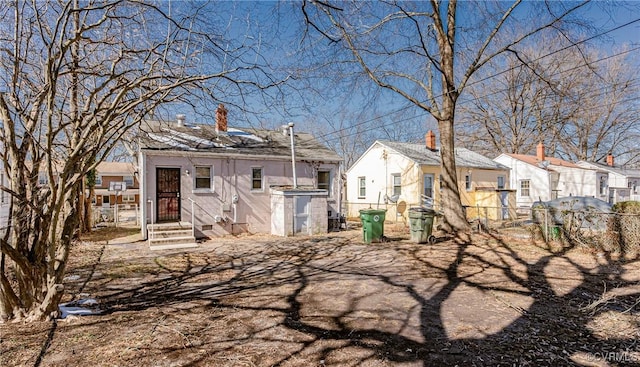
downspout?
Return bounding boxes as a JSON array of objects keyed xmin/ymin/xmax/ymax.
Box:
[
  {"xmin": 288, "ymin": 122, "xmax": 297, "ymax": 188},
  {"xmin": 233, "ymin": 159, "xmax": 238, "ymax": 223}
]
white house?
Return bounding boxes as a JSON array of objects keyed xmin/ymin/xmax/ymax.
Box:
[
  {"xmin": 0, "ymin": 159, "xmax": 9, "ymax": 230},
  {"xmin": 494, "ymin": 143, "xmax": 606, "ymax": 208},
  {"xmin": 138, "ymin": 105, "xmax": 342, "ymax": 245},
  {"xmin": 577, "ymin": 156, "xmax": 640, "ymax": 203},
  {"xmin": 346, "ymin": 132, "xmax": 513, "ymax": 221}
]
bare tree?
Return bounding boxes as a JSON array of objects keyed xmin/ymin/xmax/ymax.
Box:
[
  {"xmin": 0, "ymin": 0, "xmax": 280, "ymax": 322},
  {"xmin": 457, "ymin": 39, "xmax": 639, "ymax": 164},
  {"xmin": 301, "ymin": 0, "xmax": 595, "ymax": 235}
]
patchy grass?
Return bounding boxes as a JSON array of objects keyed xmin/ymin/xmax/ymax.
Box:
[{"xmin": 79, "ymin": 226, "xmax": 140, "ymax": 243}]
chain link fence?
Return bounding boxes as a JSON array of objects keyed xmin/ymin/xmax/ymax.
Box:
[
  {"xmin": 92, "ymin": 204, "xmax": 139, "ymax": 228},
  {"xmin": 530, "ymin": 206, "xmax": 639, "ymax": 256}
]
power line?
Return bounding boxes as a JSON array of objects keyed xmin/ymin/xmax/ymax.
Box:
[
  {"xmin": 304, "ymin": 17, "xmax": 640, "ymax": 144},
  {"xmin": 307, "ymin": 44, "xmax": 640, "ymax": 146}
]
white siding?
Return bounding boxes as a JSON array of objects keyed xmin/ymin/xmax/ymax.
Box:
[
  {"xmin": 551, "ymin": 166, "xmax": 599, "ymax": 198},
  {"xmin": 494, "ymin": 155, "xmax": 550, "ymax": 208},
  {"xmin": 345, "ymin": 143, "xmax": 420, "ymax": 219},
  {"xmin": 141, "ymin": 151, "xmax": 340, "ymax": 238},
  {"xmin": 0, "ymin": 161, "xmax": 9, "ymax": 230}
]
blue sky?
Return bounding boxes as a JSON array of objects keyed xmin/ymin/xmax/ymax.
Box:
[{"xmin": 158, "ymin": 1, "xmax": 639, "ymax": 147}]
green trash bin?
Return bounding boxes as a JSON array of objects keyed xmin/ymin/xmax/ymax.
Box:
[
  {"xmin": 408, "ymin": 207, "xmax": 436, "ymax": 244},
  {"xmin": 359, "ymin": 209, "xmax": 387, "ymax": 243}
]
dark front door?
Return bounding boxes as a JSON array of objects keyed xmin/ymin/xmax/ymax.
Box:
[{"xmin": 157, "ymin": 168, "xmax": 181, "ymax": 222}]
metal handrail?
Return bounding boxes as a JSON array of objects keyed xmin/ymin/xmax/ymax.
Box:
[
  {"xmin": 187, "ymin": 197, "xmax": 195, "ymax": 238},
  {"xmin": 147, "ymin": 199, "xmax": 154, "ymax": 244}
]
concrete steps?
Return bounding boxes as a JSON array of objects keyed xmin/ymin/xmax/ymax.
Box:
[{"xmin": 148, "ymin": 222, "xmax": 197, "ymax": 250}]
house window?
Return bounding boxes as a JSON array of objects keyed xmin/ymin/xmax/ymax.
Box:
[
  {"xmin": 95, "ymin": 175, "xmax": 102, "ymax": 186},
  {"xmin": 423, "ymin": 174, "xmax": 434, "ymax": 198},
  {"xmin": 630, "ymin": 180, "xmax": 638, "ymax": 194},
  {"xmin": 252, "ymin": 167, "xmax": 263, "ymax": 190},
  {"xmin": 599, "ymin": 176, "xmax": 607, "ymax": 196},
  {"xmin": 103, "ymin": 195, "xmax": 110, "ymax": 205},
  {"xmin": 520, "ymin": 180, "xmax": 530, "ymax": 197},
  {"xmin": 317, "ymin": 170, "xmax": 331, "ymax": 193},
  {"xmin": 392, "ymin": 174, "xmax": 401, "ymax": 196},
  {"xmin": 465, "ymin": 175, "xmax": 472, "ymax": 191},
  {"xmin": 195, "ymin": 166, "xmax": 212, "ymax": 190},
  {"xmin": 124, "ymin": 175, "xmax": 134, "ymax": 187},
  {"xmin": 358, "ymin": 176, "xmax": 366, "ymax": 198},
  {"xmin": 497, "ymin": 176, "xmax": 505, "ymax": 190}
]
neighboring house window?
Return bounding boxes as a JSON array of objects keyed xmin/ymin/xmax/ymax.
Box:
[
  {"xmin": 630, "ymin": 180, "xmax": 638, "ymax": 194},
  {"xmin": 317, "ymin": 170, "xmax": 331, "ymax": 193},
  {"xmin": 122, "ymin": 194, "xmax": 135, "ymax": 203},
  {"xmin": 465, "ymin": 175, "xmax": 472, "ymax": 191},
  {"xmin": 497, "ymin": 176, "xmax": 505, "ymax": 189},
  {"xmin": 424, "ymin": 174, "xmax": 434, "ymax": 198},
  {"xmin": 358, "ymin": 176, "xmax": 366, "ymax": 198},
  {"xmin": 103, "ymin": 195, "xmax": 110, "ymax": 205},
  {"xmin": 38, "ymin": 173, "xmax": 48, "ymax": 186},
  {"xmin": 392, "ymin": 174, "xmax": 401, "ymax": 196},
  {"xmin": 124, "ymin": 175, "xmax": 134, "ymax": 187},
  {"xmin": 599, "ymin": 176, "xmax": 607, "ymax": 195},
  {"xmin": 520, "ymin": 180, "xmax": 530, "ymax": 197},
  {"xmin": 195, "ymin": 166, "xmax": 212, "ymax": 190},
  {"xmin": 252, "ymin": 167, "xmax": 263, "ymax": 190},
  {"xmin": 95, "ymin": 175, "xmax": 102, "ymax": 186},
  {"xmin": 0, "ymin": 173, "xmax": 5, "ymax": 204}
]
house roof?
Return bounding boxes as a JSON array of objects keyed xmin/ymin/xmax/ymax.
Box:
[
  {"xmin": 577, "ymin": 161, "xmax": 640, "ymax": 177},
  {"xmin": 505, "ymin": 153, "xmax": 580, "ymax": 169},
  {"xmin": 139, "ymin": 120, "xmax": 342, "ymax": 162},
  {"xmin": 377, "ymin": 140, "xmax": 508, "ymax": 170},
  {"xmin": 96, "ymin": 162, "xmax": 135, "ymax": 175}
]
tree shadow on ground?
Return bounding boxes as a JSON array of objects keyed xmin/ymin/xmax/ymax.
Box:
[{"xmin": 65, "ymin": 232, "xmax": 640, "ymax": 366}]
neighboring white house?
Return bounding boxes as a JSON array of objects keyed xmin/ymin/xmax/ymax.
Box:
[
  {"xmin": 0, "ymin": 159, "xmax": 9, "ymax": 230},
  {"xmin": 494, "ymin": 143, "xmax": 606, "ymax": 208},
  {"xmin": 577, "ymin": 156, "xmax": 640, "ymax": 203},
  {"xmin": 346, "ymin": 132, "xmax": 514, "ymax": 221},
  {"xmin": 138, "ymin": 105, "xmax": 342, "ymax": 240}
]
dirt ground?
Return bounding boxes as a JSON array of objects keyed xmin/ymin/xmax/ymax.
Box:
[{"xmin": 1, "ymin": 224, "xmax": 639, "ymax": 367}]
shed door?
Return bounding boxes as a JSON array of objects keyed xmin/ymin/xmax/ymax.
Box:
[
  {"xmin": 294, "ymin": 196, "xmax": 310, "ymax": 234},
  {"xmin": 157, "ymin": 168, "xmax": 181, "ymax": 222},
  {"xmin": 500, "ymin": 191, "xmax": 509, "ymax": 220}
]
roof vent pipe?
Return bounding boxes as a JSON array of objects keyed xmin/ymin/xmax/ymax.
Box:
[{"xmin": 176, "ymin": 114, "xmax": 186, "ymax": 127}]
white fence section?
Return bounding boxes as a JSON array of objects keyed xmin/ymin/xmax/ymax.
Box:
[{"xmin": 92, "ymin": 204, "xmax": 139, "ymax": 227}]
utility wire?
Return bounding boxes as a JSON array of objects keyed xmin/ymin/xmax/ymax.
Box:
[{"xmin": 302, "ymin": 18, "xmax": 640, "ymax": 144}]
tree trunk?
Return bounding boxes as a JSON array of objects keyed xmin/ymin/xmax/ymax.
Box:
[
  {"xmin": 438, "ymin": 111, "xmax": 470, "ymax": 235},
  {"xmin": 436, "ymin": 0, "xmax": 470, "ymax": 236}
]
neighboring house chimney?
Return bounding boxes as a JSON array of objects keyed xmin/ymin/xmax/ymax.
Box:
[
  {"xmin": 536, "ymin": 142, "xmax": 545, "ymax": 161},
  {"xmin": 425, "ymin": 130, "xmax": 436, "ymax": 150},
  {"xmin": 215, "ymin": 103, "xmax": 228, "ymax": 133},
  {"xmin": 606, "ymin": 153, "xmax": 614, "ymax": 167},
  {"xmin": 176, "ymin": 114, "xmax": 186, "ymax": 127}
]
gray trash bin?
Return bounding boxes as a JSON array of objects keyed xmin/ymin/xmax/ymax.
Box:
[{"xmin": 408, "ymin": 207, "xmax": 436, "ymax": 244}]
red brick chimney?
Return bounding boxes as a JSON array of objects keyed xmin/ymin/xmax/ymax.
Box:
[
  {"xmin": 425, "ymin": 130, "xmax": 436, "ymax": 150},
  {"xmin": 606, "ymin": 153, "xmax": 614, "ymax": 167},
  {"xmin": 215, "ymin": 103, "xmax": 228, "ymax": 133},
  {"xmin": 536, "ymin": 142, "xmax": 545, "ymax": 161}
]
